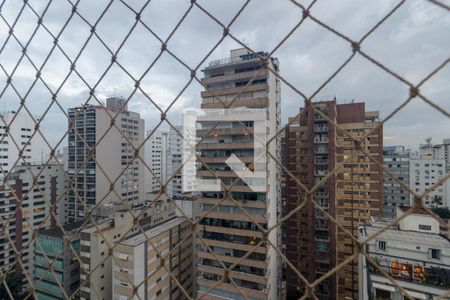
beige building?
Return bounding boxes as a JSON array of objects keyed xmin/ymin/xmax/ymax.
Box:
[
  {"xmin": 67, "ymin": 97, "xmax": 145, "ymax": 222},
  {"xmin": 196, "ymin": 48, "xmax": 282, "ymax": 300},
  {"xmin": 112, "ymin": 217, "xmax": 194, "ymax": 300},
  {"xmin": 79, "ymin": 199, "xmax": 176, "ymax": 300}
]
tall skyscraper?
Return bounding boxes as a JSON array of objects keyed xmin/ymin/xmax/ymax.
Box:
[
  {"xmin": 67, "ymin": 97, "xmax": 144, "ymax": 222},
  {"xmin": 383, "ymin": 146, "xmax": 410, "ymax": 218},
  {"xmin": 144, "ymin": 130, "xmax": 168, "ymax": 194},
  {"xmin": 0, "ymin": 111, "xmax": 46, "ymax": 173},
  {"xmin": 196, "ymin": 48, "xmax": 281, "ymax": 300},
  {"xmin": 285, "ymin": 100, "xmax": 383, "ymax": 299}
]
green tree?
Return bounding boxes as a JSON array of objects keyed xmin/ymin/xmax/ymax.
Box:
[
  {"xmin": 432, "ymin": 207, "xmax": 450, "ymax": 219},
  {"xmin": 0, "ymin": 272, "xmax": 25, "ymax": 300},
  {"xmin": 431, "ymin": 195, "xmax": 443, "ymax": 208}
]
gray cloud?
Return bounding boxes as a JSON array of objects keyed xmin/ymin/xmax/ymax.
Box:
[{"xmin": 0, "ymin": 0, "xmax": 448, "ymax": 150}]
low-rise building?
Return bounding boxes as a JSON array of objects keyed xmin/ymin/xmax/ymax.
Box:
[
  {"xmin": 79, "ymin": 200, "xmax": 176, "ymax": 300},
  {"xmin": 34, "ymin": 222, "xmax": 83, "ymax": 300},
  {"xmin": 112, "ymin": 217, "xmax": 193, "ymax": 300},
  {"xmin": 358, "ymin": 207, "xmax": 450, "ymax": 300},
  {"xmin": 409, "ymin": 158, "xmax": 448, "ymax": 208}
]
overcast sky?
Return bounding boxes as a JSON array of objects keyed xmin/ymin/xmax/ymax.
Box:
[{"xmin": 0, "ymin": 0, "xmax": 449, "ymax": 150}]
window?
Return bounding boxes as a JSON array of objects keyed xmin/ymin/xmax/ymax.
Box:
[
  {"xmin": 430, "ymin": 248, "xmax": 441, "ymax": 259},
  {"xmin": 378, "ymin": 240, "xmax": 386, "ymax": 251},
  {"xmin": 418, "ymin": 224, "xmax": 431, "ymax": 231}
]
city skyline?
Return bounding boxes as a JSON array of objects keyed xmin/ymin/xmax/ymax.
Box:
[
  {"xmin": 0, "ymin": 1, "xmax": 449, "ymax": 299},
  {"xmin": 0, "ymin": 1, "xmax": 448, "ymax": 150}
]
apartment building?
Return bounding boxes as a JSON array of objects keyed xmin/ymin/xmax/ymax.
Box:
[
  {"xmin": 144, "ymin": 130, "xmax": 168, "ymax": 194},
  {"xmin": 79, "ymin": 200, "xmax": 176, "ymax": 300},
  {"xmin": 34, "ymin": 222, "xmax": 83, "ymax": 300},
  {"xmin": 0, "ymin": 164, "xmax": 66, "ymax": 273},
  {"xmin": 409, "ymin": 158, "xmax": 449, "ymax": 208},
  {"xmin": 167, "ymin": 125, "xmax": 183, "ymax": 198},
  {"xmin": 67, "ymin": 97, "xmax": 145, "ymax": 222},
  {"xmin": 358, "ymin": 207, "xmax": 450, "ymax": 299},
  {"xmin": 196, "ymin": 48, "xmax": 282, "ymax": 300},
  {"xmin": 383, "ymin": 146, "xmax": 410, "ymax": 218},
  {"xmin": 0, "ymin": 111, "xmax": 46, "ymax": 173},
  {"xmin": 285, "ymin": 100, "xmax": 383, "ymax": 299},
  {"xmin": 112, "ymin": 217, "xmax": 193, "ymax": 300}
]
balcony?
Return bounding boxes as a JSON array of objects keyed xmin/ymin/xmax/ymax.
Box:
[
  {"xmin": 201, "ymin": 83, "xmax": 268, "ymax": 98},
  {"xmin": 197, "ymin": 127, "xmax": 254, "ymax": 137},
  {"xmin": 199, "ymin": 238, "xmax": 267, "ymax": 255},
  {"xmin": 197, "ymin": 142, "xmax": 254, "ymax": 150},
  {"xmin": 314, "ymin": 137, "xmax": 329, "ymax": 143},
  {"xmin": 197, "ymin": 197, "xmax": 267, "ymax": 209},
  {"xmin": 314, "ymin": 170, "xmax": 328, "ymax": 176},
  {"xmin": 197, "ymin": 264, "xmax": 267, "ymax": 285},
  {"xmin": 314, "ymin": 126, "xmax": 328, "ymax": 132},
  {"xmin": 314, "ymin": 159, "xmax": 328, "ymax": 165},
  {"xmin": 201, "ymin": 69, "xmax": 269, "ymax": 85},
  {"xmin": 201, "ymin": 97, "xmax": 269, "ymax": 109},
  {"xmin": 198, "ymin": 278, "xmax": 268, "ymax": 300},
  {"xmin": 198, "ymin": 250, "xmax": 267, "ymax": 270},
  {"xmin": 197, "ymin": 210, "xmax": 267, "ymax": 223}
]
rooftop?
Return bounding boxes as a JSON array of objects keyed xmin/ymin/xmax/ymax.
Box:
[
  {"xmin": 119, "ymin": 217, "xmax": 187, "ymax": 247},
  {"xmin": 204, "ymin": 48, "xmax": 273, "ymax": 70},
  {"xmin": 38, "ymin": 221, "xmax": 85, "ymax": 238},
  {"xmin": 363, "ymin": 220, "xmax": 449, "ymax": 248}
]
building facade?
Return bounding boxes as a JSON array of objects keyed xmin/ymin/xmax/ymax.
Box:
[
  {"xmin": 383, "ymin": 146, "xmax": 410, "ymax": 218},
  {"xmin": 144, "ymin": 130, "xmax": 168, "ymax": 194},
  {"xmin": 0, "ymin": 111, "xmax": 46, "ymax": 173},
  {"xmin": 67, "ymin": 97, "xmax": 145, "ymax": 222},
  {"xmin": 167, "ymin": 125, "xmax": 183, "ymax": 198},
  {"xmin": 409, "ymin": 158, "xmax": 448, "ymax": 208},
  {"xmin": 196, "ymin": 48, "xmax": 282, "ymax": 300},
  {"xmin": 79, "ymin": 200, "xmax": 176, "ymax": 300},
  {"xmin": 285, "ymin": 100, "xmax": 383, "ymax": 299},
  {"xmin": 0, "ymin": 164, "xmax": 66, "ymax": 273},
  {"xmin": 34, "ymin": 222, "xmax": 82, "ymax": 300},
  {"xmin": 358, "ymin": 207, "xmax": 450, "ymax": 299},
  {"xmin": 112, "ymin": 217, "xmax": 193, "ymax": 300}
]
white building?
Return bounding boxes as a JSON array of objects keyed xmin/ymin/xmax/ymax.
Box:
[
  {"xmin": 144, "ymin": 130, "xmax": 168, "ymax": 194},
  {"xmin": 167, "ymin": 125, "xmax": 183, "ymax": 198},
  {"xmin": 409, "ymin": 158, "xmax": 449, "ymax": 208},
  {"xmin": 358, "ymin": 207, "xmax": 450, "ymax": 300},
  {"xmin": 0, "ymin": 164, "xmax": 66, "ymax": 272},
  {"xmin": 0, "ymin": 112, "xmax": 46, "ymax": 173},
  {"xmin": 79, "ymin": 200, "xmax": 175, "ymax": 300},
  {"xmin": 67, "ymin": 97, "xmax": 145, "ymax": 222}
]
